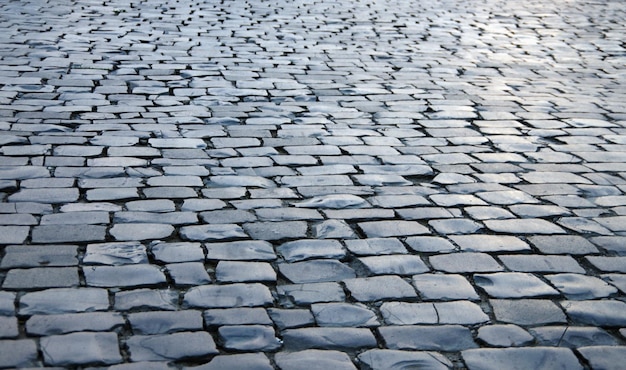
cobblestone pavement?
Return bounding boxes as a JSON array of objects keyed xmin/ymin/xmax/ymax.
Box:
[{"xmin": 0, "ymin": 0, "xmax": 625, "ymax": 368}]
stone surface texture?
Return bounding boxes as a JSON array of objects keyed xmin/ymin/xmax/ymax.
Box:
[{"xmin": 0, "ymin": 0, "xmax": 624, "ymax": 368}]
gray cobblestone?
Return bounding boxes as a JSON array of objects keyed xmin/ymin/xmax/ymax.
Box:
[{"xmin": 1, "ymin": 0, "xmax": 625, "ymax": 366}]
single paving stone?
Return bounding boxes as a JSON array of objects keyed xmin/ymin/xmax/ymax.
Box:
[
  {"xmin": 205, "ymin": 240, "xmax": 276, "ymax": 261},
  {"xmin": 591, "ymin": 236, "xmax": 626, "ymax": 255},
  {"xmin": 0, "ymin": 166, "xmax": 50, "ymax": 180},
  {"xmin": 84, "ymin": 241, "xmax": 148, "ymax": 265},
  {"xmin": 429, "ymin": 218, "xmax": 483, "ymax": 234},
  {"xmin": 219, "ymin": 325, "xmax": 282, "ymax": 351},
  {"xmin": 530, "ymin": 326, "xmax": 619, "ymax": 347},
  {"xmin": 8, "ymin": 187, "xmax": 79, "ymax": 203},
  {"xmin": 19, "ymin": 288, "xmax": 109, "ymax": 315},
  {"xmin": 294, "ymin": 194, "xmax": 368, "ymax": 209},
  {"xmin": 0, "ymin": 339, "xmax": 38, "ymax": 368},
  {"xmin": 216, "ymin": 261, "xmax": 276, "ymax": 282},
  {"xmin": 282, "ymin": 327, "xmax": 377, "ymax": 351},
  {"xmin": 477, "ymin": 325, "xmax": 534, "ymax": 347},
  {"xmin": 150, "ymin": 241, "xmax": 205, "ymax": 263},
  {"xmin": 40, "ymin": 332, "xmax": 122, "ymax": 366},
  {"xmin": 279, "ymin": 259, "xmax": 355, "ymax": 284},
  {"xmin": 490, "ymin": 299, "xmax": 567, "ymax": 325},
  {"xmin": 275, "ymin": 350, "xmax": 357, "ymax": 370},
  {"xmin": 184, "ymin": 283, "xmax": 273, "ymax": 308},
  {"xmin": 312, "ymin": 219, "xmax": 356, "ymax": 239},
  {"xmin": 311, "ymin": 303, "xmax": 379, "ymax": 327},
  {"xmin": 345, "ymin": 238, "xmax": 408, "ymax": 255},
  {"xmin": 484, "ymin": 218, "xmax": 566, "ymax": 234},
  {"xmin": 84, "ymin": 265, "xmax": 166, "ymax": 288},
  {"xmin": 586, "ymin": 256, "xmax": 626, "ymax": 273},
  {"xmin": 475, "ymin": 272, "xmax": 559, "ymax": 298},
  {"xmin": 268, "ymin": 308, "xmax": 315, "ymax": 330},
  {"xmin": 405, "ymin": 236, "xmax": 456, "ymax": 253},
  {"xmin": 110, "ymin": 223, "xmax": 175, "ymax": 241},
  {"xmin": 0, "ymin": 245, "xmax": 77, "ymax": 268},
  {"xmin": 545, "ymin": 273, "xmax": 617, "ymax": 299},
  {"xmin": 358, "ymin": 254, "xmax": 429, "ymax": 275},
  {"xmin": 430, "ymin": 253, "xmax": 503, "ymax": 273},
  {"xmin": 379, "ymin": 325, "xmax": 477, "ymax": 351},
  {"xmin": 277, "ymin": 239, "xmax": 345, "ymax": 262},
  {"xmin": 25, "ymin": 312, "xmax": 124, "ymax": 336},
  {"xmin": 167, "ymin": 262, "xmax": 212, "ymax": 286},
  {"xmin": 3, "ymin": 267, "xmax": 78, "ymax": 289},
  {"xmin": 0, "ymin": 292, "xmax": 15, "ymax": 315},
  {"xmin": 129, "ymin": 311, "xmax": 201, "ymax": 336},
  {"xmin": 127, "ymin": 332, "xmax": 218, "ymax": 362},
  {"xmin": 188, "ymin": 353, "xmax": 273, "ymax": 370},
  {"xmin": 204, "ymin": 308, "xmax": 273, "ymax": 326},
  {"xmin": 201, "ymin": 210, "xmax": 257, "ymax": 224},
  {"xmin": 562, "ymin": 300, "xmax": 626, "ymax": 326},
  {"xmin": 358, "ymin": 220, "xmax": 430, "ymax": 237},
  {"xmin": 277, "ymin": 282, "xmax": 346, "ymax": 305},
  {"xmin": 0, "ymin": 226, "xmax": 29, "ymax": 244},
  {"xmin": 0, "ymin": 315, "xmax": 18, "ymax": 338},
  {"xmin": 357, "ymin": 349, "xmax": 453, "ymax": 370},
  {"xmin": 180, "ymin": 224, "xmax": 248, "ymax": 241},
  {"xmin": 343, "ymin": 276, "xmax": 417, "ymax": 302},
  {"xmin": 208, "ymin": 175, "xmax": 276, "ymax": 188},
  {"xmin": 499, "ymin": 255, "xmax": 585, "ymax": 273},
  {"xmin": 577, "ymin": 346, "xmax": 626, "ymax": 370},
  {"xmin": 32, "ymin": 225, "xmax": 107, "ymax": 243},
  {"xmin": 528, "ymin": 235, "xmax": 599, "ymax": 254},
  {"xmin": 450, "ymin": 235, "xmax": 530, "ymax": 252},
  {"xmin": 243, "ymin": 221, "xmax": 308, "ymax": 241},
  {"xmin": 413, "ymin": 274, "xmax": 480, "ymax": 300},
  {"xmin": 462, "ymin": 347, "xmax": 583, "ymax": 370},
  {"xmin": 114, "ymin": 289, "xmax": 178, "ymax": 311}
]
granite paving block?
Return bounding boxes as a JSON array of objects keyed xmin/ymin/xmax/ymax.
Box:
[
  {"xmin": 282, "ymin": 327, "xmax": 377, "ymax": 351},
  {"xmin": 477, "ymin": 325, "xmax": 534, "ymax": 347},
  {"xmin": 19, "ymin": 288, "xmax": 109, "ymax": 315},
  {"xmin": 114, "ymin": 289, "xmax": 179, "ymax": 312},
  {"xmin": 490, "ymin": 299, "xmax": 567, "ymax": 325},
  {"xmin": 0, "ymin": 339, "xmax": 39, "ymax": 368},
  {"xmin": 275, "ymin": 350, "xmax": 357, "ymax": 370},
  {"xmin": 184, "ymin": 283, "xmax": 273, "ymax": 308},
  {"xmin": 219, "ymin": 325, "xmax": 282, "ymax": 351},
  {"xmin": 41, "ymin": 332, "xmax": 122, "ymax": 366},
  {"xmin": 127, "ymin": 332, "xmax": 218, "ymax": 362},
  {"xmin": 462, "ymin": 347, "xmax": 582, "ymax": 370},
  {"xmin": 204, "ymin": 307, "xmax": 273, "ymax": 326},
  {"xmin": 277, "ymin": 282, "xmax": 346, "ymax": 305},
  {"xmin": 357, "ymin": 349, "xmax": 452, "ymax": 370},
  {"xmin": 530, "ymin": 326, "xmax": 619, "ymax": 347},
  {"xmin": 577, "ymin": 346, "xmax": 626, "ymax": 370},
  {"xmin": 189, "ymin": 353, "xmax": 273, "ymax": 370},
  {"xmin": 379, "ymin": 325, "xmax": 477, "ymax": 351},
  {"xmin": 343, "ymin": 276, "xmax": 417, "ymax": 301},
  {"xmin": 31, "ymin": 225, "xmax": 107, "ymax": 243},
  {"xmin": 84, "ymin": 265, "xmax": 167, "ymax": 288},
  {"xmin": 2, "ymin": 267, "xmax": 78, "ymax": 289},
  {"xmin": 279, "ymin": 260, "xmax": 356, "ymax": 284},
  {"xmin": 25, "ymin": 312, "xmax": 125, "ymax": 336},
  {"xmin": 129, "ymin": 310, "xmax": 203, "ymax": 335},
  {"xmin": 562, "ymin": 300, "xmax": 626, "ymax": 326}
]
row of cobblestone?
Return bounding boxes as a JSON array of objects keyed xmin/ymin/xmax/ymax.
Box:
[{"xmin": 1, "ymin": 0, "xmax": 625, "ymax": 368}]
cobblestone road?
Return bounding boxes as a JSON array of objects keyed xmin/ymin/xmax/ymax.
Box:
[{"xmin": 1, "ymin": 0, "xmax": 625, "ymax": 368}]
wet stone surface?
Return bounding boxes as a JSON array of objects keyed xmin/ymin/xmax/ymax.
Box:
[{"xmin": 1, "ymin": 0, "xmax": 625, "ymax": 368}]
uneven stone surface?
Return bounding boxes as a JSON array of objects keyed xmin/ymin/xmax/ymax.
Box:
[{"xmin": 0, "ymin": 0, "xmax": 625, "ymax": 367}]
